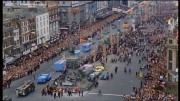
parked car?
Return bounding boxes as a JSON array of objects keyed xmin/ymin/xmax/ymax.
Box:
[
  {"xmin": 99, "ymin": 71, "xmax": 109, "ymax": 80},
  {"xmin": 87, "ymin": 72, "xmax": 99, "ymax": 81},
  {"xmin": 93, "ymin": 66, "xmax": 105, "ymax": 73},
  {"xmin": 16, "ymin": 80, "xmax": 35, "ymax": 96},
  {"xmin": 36, "ymin": 74, "xmax": 51, "ymax": 84}
]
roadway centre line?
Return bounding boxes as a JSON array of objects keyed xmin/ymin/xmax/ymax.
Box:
[{"xmin": 88, "ymin": 93, "xmax": 130, "ymax": 97}]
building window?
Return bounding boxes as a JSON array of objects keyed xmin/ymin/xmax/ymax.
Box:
[
  {"xmin": 36, "ymin": 18, "xmax": 38, "ymax": 22},
  {"xmin": 168, "ymin": 73, "xmax": 172, "ymax": 82},
  {"xmin": 21, "ymin": 22, "xmax": 24, "ymax": 27},
  {"xmin": 40, "ymin": 22, "xmax": 42, "ymax": 27},
  {"xmin": 37, "ymin": 31, "xmax": 39, "ymax": 37},
  {"xmin": 47, "ymin": 27, "xmax": 48, "ymax": 33},
  {"xmin": 44, "ymin": 21, "xmax": 45, "ymax": 25},
  {"xmin": 40, "ymin": 17, "xmax": 42, "ymax": 21},
  {"xmin": 169, "ymin": 39, "xmax": 173, "ymax": 44},
  {"xmin": 44, "ymin": 28, "xmax": 46, "ymax": 33},
  {"xmin": 26, "ymin": 35, "xmax": 29, "ymax": 40},
  {"xmin": 16, "ymin": 41, "xmax": 19, "ymax": 46},
  {"xmin": 168, "ymin": 62, "xmax": 172, "ymax": 70},
  {"xmin": 37, "ymin": 23, "xmax": 38, "ymax": 28},
  {"xmin": 169, "ymin": 50, "xmax": 173, "ymax": 61},
  {"xmin": 22, "ymin": 36, "xmax": 24, "ymax": 42},
  {"xmin": 63, "ymin": 1, "xmax": 65, "ymax": 4}
]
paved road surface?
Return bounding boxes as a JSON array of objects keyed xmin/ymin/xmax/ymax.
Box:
[{"xmin": 3, "ymin": 13, "xmax": 154, "ymax": 101}]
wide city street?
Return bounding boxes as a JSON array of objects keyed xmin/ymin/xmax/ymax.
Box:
[{"xmin": 3, "ymin": 1, "xmax": 178, "ymax": 101}]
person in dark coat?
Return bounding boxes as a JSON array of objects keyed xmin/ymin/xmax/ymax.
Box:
[
  {"xmin": 115, "ymin": 67, "xmax": 118, "ymax": 74},
  {"xmin": 58, "ymin": 90, "xmax": 61, "ymax": 98},
  {"xmin": 54, "ymin": 91, "xmax": 56, "ymax": 99}
]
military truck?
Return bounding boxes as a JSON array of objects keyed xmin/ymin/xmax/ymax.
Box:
[
  {"xmin": 66, "ymin": 56, "xmax": 79, "ymax": 69},
  {"xmin": 16, "ymin": 80, "xmax": 35, "ymax": 96}
]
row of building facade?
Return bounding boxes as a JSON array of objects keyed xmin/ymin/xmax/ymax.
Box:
[{"xmin": 3, "ymin": 1, "xmax": 129, "ymax": 64}]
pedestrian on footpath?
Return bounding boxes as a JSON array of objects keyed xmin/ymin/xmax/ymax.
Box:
[
  {"xmin": 136, "ymin": 72, "xmax": 138, "ymax": 77},
  {"xmin": 98, "ymin": 89, "xmax": 102, "ymax": 96},
  {"xmin": 110, "ymin": 73, "xmax": 113, "ymax": 79}
]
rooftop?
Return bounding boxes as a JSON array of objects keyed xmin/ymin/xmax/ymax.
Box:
[{"xmin": 3, "ymin": 6, "xmax": 48, "ymax": 20}]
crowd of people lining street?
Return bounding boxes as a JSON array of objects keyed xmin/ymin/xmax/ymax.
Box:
[
  {"xmin": 3, "ymin": 2, "xmax": 178, "ymax": 100},
  {"xmin": 3, "ymin": 12, "xmax": 126, "ymax": 89}
]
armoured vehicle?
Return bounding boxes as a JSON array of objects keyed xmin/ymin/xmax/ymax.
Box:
[{"xmin": 16, "ymin": 80, "xmax": 35, "ymax": 96}]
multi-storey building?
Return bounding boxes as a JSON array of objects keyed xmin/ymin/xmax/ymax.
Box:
[
  {"xmin": 3, "ymin": 6, "xmax": 49, "ymax": 58},
  {"xmin": 11, "ymin": 17, "xmax": 21, "ymax": 58},
  {"xmin": 58, "ymin": 1, "xmax": 87, "ymax": 32},
  {"xmin": 166, "ymin": 15, "xmax": 178, "ymax": 83},
  {"xmin": 36, "ymin": 8, "xmax": 50, "ymax": 46},
  {"xmin": 96, "ymin": 1, "xmax": 108, "ymax": 19},
  {"xmin": 166, "ymin": 31, "xmax": 178, "ymax": 83},
  {"xmin": 86, "ymin": 1, "xmax": 97, "ymax": 25},
  {"xmin": 47, "ymin": 1, "xmax": 60, "ymax": 43},
  {"xmin": 3, "ymin": 0, "xmax": 47, "ymax": 7},
  {"xmin": 3, "ymin": 19, "xmax": 14, "ymax": 64}
]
